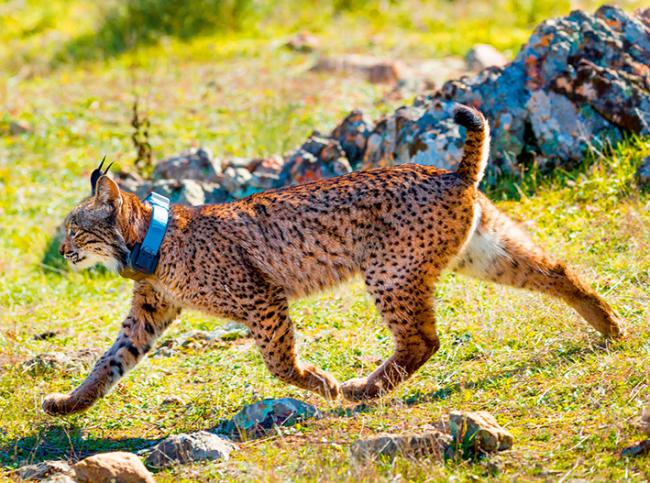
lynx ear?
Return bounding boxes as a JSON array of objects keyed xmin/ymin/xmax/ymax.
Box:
[
  {"xmin": 95, "ymin": 175, "xmax": 123, "ymax": 212},
  {"xmin": 90, "ymin": 156, "xmax": 113, "ymax": 195}
]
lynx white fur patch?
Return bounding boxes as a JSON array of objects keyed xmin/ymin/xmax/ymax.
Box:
[{"xmin": 449, "ymin": 203, "xmax": 508, "ymax": 278}]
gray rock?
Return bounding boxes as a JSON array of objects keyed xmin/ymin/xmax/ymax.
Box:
[
  {"xmin": 17, "ymin": 460, "xmax": 73, "ymax": 480},
  {"xmin": 222, "ymin": 166, "xmax": 255, "ymax": 198},
  {"xmin": 153, "ymin": 147, "xmax": 219, "ymax": 182},
  {"xmin": 465, "ymin": 44, "xmax": 508, "ymax": 71},
  {"xmin": 216, "ymin": 398, "xmax": 321, "ymax": 440},
  {"xmin": 449, "ymin": 411, "xmax": 513, "ymax": 454},
  {"xmin": 145, "ymin": 431, "xmax": 236, "ymax": 469},
  {"xmin": 350, "ymin": 427, "xmax": 452, "ymax": 461},
  {"xmin": 622, "ymin": 439, "xmax": 650, "ymax": 458},
  {"xmin": 636, "ymin": 156, "xmax": 650, "ymax": 189}
]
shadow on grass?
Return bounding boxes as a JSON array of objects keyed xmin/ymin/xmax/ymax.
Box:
[
  {"xmin": 402, "ymin": 340, "xmax": 613, "ymax": 407},
  {"xmin": 0, "ymin": 425, "xmax": 160, "ymax": 469}
]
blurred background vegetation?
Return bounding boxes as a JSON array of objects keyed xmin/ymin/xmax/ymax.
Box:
[{"xmin": 1, "ymin": 0, "xmax": 644, "ymax": 73}]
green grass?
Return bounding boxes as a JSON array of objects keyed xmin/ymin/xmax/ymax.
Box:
[{"xmin": 1, "ymin": 0, "xmax": 649, "ymax": 481}]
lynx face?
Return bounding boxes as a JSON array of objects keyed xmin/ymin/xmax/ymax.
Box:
[{"xmin": 59, "ymin": 178, "xmax": 128, "ymax": 273}]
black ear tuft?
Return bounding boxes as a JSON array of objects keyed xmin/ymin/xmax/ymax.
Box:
[{"xmin": 90, "ymin": 156, "xmax": 114, "ymax": 195}]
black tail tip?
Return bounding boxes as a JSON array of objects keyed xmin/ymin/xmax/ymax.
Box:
[{"xmin": 453, "ymin": 105, "xmax": 484, "ymax": 132}]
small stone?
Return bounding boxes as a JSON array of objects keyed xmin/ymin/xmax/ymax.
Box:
[
  {"xmin": 161, "ymin": 395, "xmax": 186, "ymax": 406},
  {"xmin": 145, "ymin": 431, "xmax": 236, "ymax": 469},
  {"xmin": 350, "ymin": 428, "xmax": 452, "ymax": 461},
  {"xmin": 17, "ymin": 460, "xmax": 73, "ymax": 480},
  {"xmin": 22, "ymin": 353, "xmax": 74, "ymax": 375},
  {"xmin": 312, "ymin": 54, "xmax": 402, "ymax": 84},
  {"xmin": 622, "ymin": 439, "xmax": 650, "ymax": 458},
  {"xmin": 208, "ymin": 321, "xmax": 251, "ymax": 341},
  {"xmin": 217, "ymin": 398, "xmax": 321, "ymax": 440},
  {"xmin": 449, "ymin": 411, "xmax": 513, "ymax": 454},
  {"xmin": 73, "ymin": 452, "xmax": 154, "ymax": 483},
  {"xmin": 33, "ymin": 330, "xmax": 60, "ymax": 341},
  {"xmin": 285, "ymin": 31, "xmax": 319, "ymax": 52},
  {"xmin": 465, "ymin": 44, "xmax": 508, "ymax": 71},
  {"xmin": 635, "ymin": 156, "xmax": 650, "ymax": 189},
  {"xmin": 2, "ymin": 120, "xmax": 31, "ymax": 135}
]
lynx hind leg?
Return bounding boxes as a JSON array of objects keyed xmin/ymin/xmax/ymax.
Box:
[
  {"xmin": 452, "ymin": 196, "xmax": 623, "ymax": 338},
  {"xmin": 248, "ymin": 289, "xmax": 340, "ymax": 400},
  {"xmin": 341, "ymin": 280, "xmax": 440, "ymax": 402}
]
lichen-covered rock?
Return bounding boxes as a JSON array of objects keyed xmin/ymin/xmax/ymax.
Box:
[
  {"xmin": 431, "ymin": 5, "xmax": 650, "ymax": 175},
  {"xmin": 17, "ymin": 460, "xmax": 73, "ymax": 480},
  {"xmin": 248, "ymin": 156, "xmax": 284, "ymax": 190},
  {"xmin": 281, "ymin": 136, "xmax": 352, "ymax": 186},
  {"xmin": 350, "ymin": 427, "xmax": 452, "ymax": 461},
  {"xmin": 152, "ymin": 147, "xmax": 219, "ymax": 182},
  {"xmin": 449, "ymin": 411, "xmax": 513, "ymax": 454},
  {"xmin": 622, "ymin": 439, "xmax": 650, "ymax": 458},
  {"xmin": 73, "ymin": 452, "xmax": 154, "ymax": 483},
  {"xmin": 121, "ymin": 7, "xmax": 649, "ymax": 200},
  {"xmin": 217, "ymin": 398, "xmax": 321, "ymax": 440},
  {"xmin": 145, "ymin": 431, "xmax": 236, "ymax": 469},
  {"xmin": 331, "ymin": 110, "xmax": 373, "ymax": 168}
]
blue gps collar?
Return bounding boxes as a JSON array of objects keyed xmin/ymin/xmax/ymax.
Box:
[{"xmin": 125, "ymin": 192, "xmax": 170, "ymax": 278}]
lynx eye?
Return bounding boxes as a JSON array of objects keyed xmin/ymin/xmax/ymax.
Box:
[{"xmin": 68, "ymin": 228, "xmax": 76, "ymax": 238}]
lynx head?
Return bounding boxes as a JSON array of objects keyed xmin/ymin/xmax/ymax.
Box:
[{"xmin": 59, "ymin": 162, "xmax": 129, "ymax": 272}]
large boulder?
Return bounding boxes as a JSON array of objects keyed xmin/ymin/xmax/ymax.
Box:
[
  {"xmin": 73, "ymin": 452, "xmax": 154, "ymax": 483},
  {"xmin": 145, "ymin": 431, "xmax": 236, "ymax": 469}
]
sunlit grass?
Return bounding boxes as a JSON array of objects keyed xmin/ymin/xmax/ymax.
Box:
[{"xmin": 1, "ymin": 1, "xmax": 649, "ymax": 481}]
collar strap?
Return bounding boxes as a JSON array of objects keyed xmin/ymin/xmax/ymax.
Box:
[{"xmin": 125, "ymin": 192, "xmax": 170, "ymax": 277}]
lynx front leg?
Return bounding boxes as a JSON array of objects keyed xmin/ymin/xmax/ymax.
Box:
[
  {"xmin": 453, "ymin": 196, "xmax": 623, "ymax": 338},
  {"xmin": 43, "ymin": 281, "xmax": 180, "ymax": 416},
  {"xmin": 249, "ymin": 292, "xmax": 340, "ymax": 400}
]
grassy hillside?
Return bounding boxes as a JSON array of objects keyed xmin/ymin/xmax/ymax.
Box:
[{"xmin": 1, "ymin": 0, "xmax": 649, "ymax": 481}]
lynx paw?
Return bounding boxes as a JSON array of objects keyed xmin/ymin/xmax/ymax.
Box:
[
  {"xmin": 42, "ymin": 393, "xmax": 73, "ymax": 416},
  {"xmin": 340, "ymin": 377, "xmax": 383, "ymax": 402}
]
